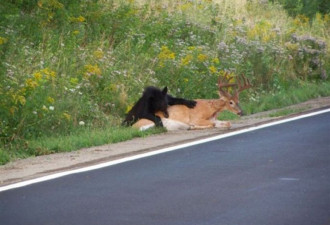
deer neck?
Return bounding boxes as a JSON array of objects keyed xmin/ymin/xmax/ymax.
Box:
[{"xmin": 210, "ymin": 98, "xmax": 227, "ymax": 112}]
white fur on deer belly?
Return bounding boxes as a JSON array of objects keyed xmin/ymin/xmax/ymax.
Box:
[
  {"xmin": 161, "ymin": 118, "xmax": 190, "ymax": 131},
  {"xmin": 139, "ymin": 123, "xmax": 155, "ymax": 131},
  {"xmin": 214, "ymin": 120, "xmax": 231, "ymax": 129}
]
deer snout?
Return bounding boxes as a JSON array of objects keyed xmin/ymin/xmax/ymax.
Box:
[{"xmin": 236, "ymin": 105, "xmax": 243, "ymax": 116}]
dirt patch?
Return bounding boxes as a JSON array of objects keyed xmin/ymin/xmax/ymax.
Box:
[{"xmin": 1, "ymin": 96, "xmax": 329, "ymax": 187}]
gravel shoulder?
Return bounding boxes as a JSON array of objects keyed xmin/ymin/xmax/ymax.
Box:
[{"xmin": 1, "ymin": 96, "xmax": 330, "ymax": 187}]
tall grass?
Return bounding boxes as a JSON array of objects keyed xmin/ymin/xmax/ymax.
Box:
[{"xmin": 0, "ymin": 0, "xmax": 329, "ymax": 164}]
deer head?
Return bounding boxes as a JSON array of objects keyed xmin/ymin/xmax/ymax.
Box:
[{"xmin": 218, "ymin": 73, "xmax": 252, "ymax": 116}]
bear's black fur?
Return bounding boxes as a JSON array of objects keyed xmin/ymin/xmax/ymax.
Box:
[{"xmin": 122, "ymin": 86, "xmax": 196, "ymax": 127}]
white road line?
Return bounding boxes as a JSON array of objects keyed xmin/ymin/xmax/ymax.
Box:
[
  {"xmin": 279, "ymin": 178, "xmax": 300, "ymax": 181},
  {"xmin": 1, "ymin": 108, "xmax": 329, "ymax": 192}
]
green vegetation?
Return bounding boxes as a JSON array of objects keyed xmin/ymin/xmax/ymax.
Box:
[
  {"xmin": 0, "ymin": 0, "xmax": 329, "ymax": 164},
  {"xmin": 13, "ymin": 126, "xmax": 164, "ymax": 160},
  {"xmin": 268, "ymin": 107, "xmax": 309, "ymax": 117},
  {"xmin": 243, "ymin": 81, "xmax": 330, "ymax": 114},
  {"xmin": 272, "ymin": 0, "xmax": 329, "ymax": 18}
]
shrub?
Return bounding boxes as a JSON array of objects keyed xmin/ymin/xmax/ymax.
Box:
[{"xmin": 0, "ymin": 0, "xmax": 329, "ymax": 158}]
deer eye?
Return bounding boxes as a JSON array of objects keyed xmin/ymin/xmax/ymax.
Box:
[{"xmin": 230, "ymin": 100, "xmax": 234, "ymax": 105}]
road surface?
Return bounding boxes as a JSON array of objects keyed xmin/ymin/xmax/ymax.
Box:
[{"xmin": 1, "ymin": 111, "xmax": 330, "ymax": 225}]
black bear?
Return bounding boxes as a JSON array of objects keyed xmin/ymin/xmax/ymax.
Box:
[{"xmin": 122, "ymin": 86, "xmax": 196, "ymax": 127}]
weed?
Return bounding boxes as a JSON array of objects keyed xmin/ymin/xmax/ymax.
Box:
[{"xmin": 0, "ymin": 148, "xmax": 10, "ymax": 165}]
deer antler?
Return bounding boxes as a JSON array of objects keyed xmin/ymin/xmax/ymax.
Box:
[
  {"xmin": 218, "ymin": 72, "xmax": 252, "ymax": 97},
  {"xmin": 235, "ymin": 74, "xmax": 252, "ymax": 96},
  {"xmin": 218, "ymin": 72, "xmax": 236, "ymax": 96}
]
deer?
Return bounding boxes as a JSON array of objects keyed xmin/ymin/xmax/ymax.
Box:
[{"xmin": 132, "ymin": 73, "xmax": 252, "ymax": 131}]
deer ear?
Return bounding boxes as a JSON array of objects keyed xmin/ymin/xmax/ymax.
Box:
[
  {"xmin": 162, "ymin": 86, "xmax": 168, "ymax": 95},
  {"xmin": 218, "ymin": 90, "xmax": 228, "ymax": 98}
]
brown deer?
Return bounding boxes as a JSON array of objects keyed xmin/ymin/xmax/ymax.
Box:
[{"xmin": 133, "ymin": 73, "xmax": 252, "ymax": 131}]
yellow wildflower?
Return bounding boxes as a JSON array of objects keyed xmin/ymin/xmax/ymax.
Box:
[
  {"xmin": 19, "ymin": 88, "xmax": 27, "ymax": 95},
  {"xmin": 17, "ymin": 96, "xmax": 26, "ymax": 105},
  {"xmin": 47, "ymin": 97, "xmax": 55, "ymax": 104},
  {"xmin": 70, "ymin": 16, "xmax": 86, "ymax": 23},
  {"xmin": 13, "ymin": 94, "xmax": 26, "ymax": 105},
  {"xmin": 262, "ymin": 34, "xmax": 271, "ymax": 43},
  {"xmin": 324, "ymin": 14, "xmax": 329, "ymax": 23},
  {"xmin": 197, "ymin": 54, "xmax": 207, "ymax": 62},
  {"xmin": 180, "ymin": 54, "xmax": 193, "ymax": 66},
  {"xmin": 41, "ymin": 68, "xmax": 56, "ymax": 79},
  {"xmin": 209, "ymin": 66, "xmax": 217, "ymax": 74},
  {"xmin": 158, "ymin": 46, "xmax": 175, "ymax": 67},
  {"xmin": 93, "ymin": 50, "xmax": 104, "ymax": 59},
  {"xmin": 285, "ymin": 42, "xmax": 299, "ymax": 51},
  {"xmin": 212, "ymin": 58, "xmax": 220, "ymax": 64},
  {"xmin": 247, "ymin": 28, "xmax": 257, "ymax": 40},
  {"xmin": 315, "ymin": 13, "xmax": 323, "ymax": 23},
  {"xmin": 37, "ymin": 0, "xmax": 43, "ymax": 8},
  {"xmin": 50, "ymin": 0, "xmax": 64, "ymax": 9},
  {"xmin": 42, "ymin": 105, "xmax": 48, "ymax": 111},
  {"xmin": 70, "ymin": 78, "xmax": 79, "ymax": 85},
  {"xmin": 34, "ymin": 72, "xmax": 43, "ymax": 81},
  {"xmin": 297, "ymin": 15, "xmax": 309, "ymax": 23},
  {"xmin": 247, "ymin": 20, "xmax": 273, "ymax": 41},
  {"xmin": 77, "ymin": 16, "xmax": 86, "ymax": 22},
  {"xmin": 73, "ymin": 30, "xmax": 80, "ymax": 35},
  {"xmin": 126, "ymin": 105, "xmax": 133, "ymax": 114},
  {"xmin": 293, "ymin": 15, "xmax": 309, "ymax": 27},
  {"xmin": 158, "ymin": 46, "xmax": 176, "ymax": 60},
  {"xmin": 84, "ymin": 64, "xmax": 102, "ymax": 76},
  {"xmin": 181, "ymin": 3, "xmax": 193, "ymax": 11},
  {"xmin": 0, "ymin": 36, "xmax": 8, "ymax": 45},
  {"xmin": 62, "ymin": 112, "xmax": 71, "ymax": 121},
  {"xmin": 188, "ymin": 46, "xmax": 196, "ymax": 51},
  {"xmin": 26, "ymin": 79, "xmax": 38, "ymax": 89},
  {"xmin": 169, "ymin": 53, "xmax": 175, "ymax": 59},
  {"xmin": 10, "ymin": 106, "xmax": 17, "ymax": 115}
]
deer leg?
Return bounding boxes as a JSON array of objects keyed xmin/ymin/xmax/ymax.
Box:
[
  {"xmin": 132, "ymin": 119, "xmax": 154, "ymax": 130},
  {"xmin": 189, "ymin": 119, "xmax": 215, "ymax": 130},
  {"xmin": 161, "ymin": 118, "xmax": 190, "ymax": 131},
  {"xmin": 214, "ymin": 120, "xmax": 231, "ymax": 129}
]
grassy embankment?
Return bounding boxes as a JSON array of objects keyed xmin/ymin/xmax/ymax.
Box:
[{"xmin": 0, "ymin": 0, "xmax": 329, "ymax": 164}]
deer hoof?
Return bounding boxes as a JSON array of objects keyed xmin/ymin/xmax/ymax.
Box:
[{"xmin": 214, "ymin": 121, "xmax": 231, "ymax": 129}]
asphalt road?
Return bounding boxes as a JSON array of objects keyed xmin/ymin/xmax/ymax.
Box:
[{"xmin": 1, "ymin": 112, "xmax": 330, "ymax": 225}]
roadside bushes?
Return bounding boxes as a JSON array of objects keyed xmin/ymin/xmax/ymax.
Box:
[
  {"xmin": 0, "ymin": 0, "xmax": 329, "ymax": 158},
  {"xmin": 271, "ymin": 0, "xmax": 329, "ymax": 18}
]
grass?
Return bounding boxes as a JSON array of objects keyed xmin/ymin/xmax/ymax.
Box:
[
  {"xmin": 242, "ymin": 81, "xmax": 330, "ymax": 114},
  {"xmin": 218, "ymin": 111, "xmax": 240, "ymax": 120},
  {"xmin": 2, "ymin": 126, "xmax": 165, "ymax": 164},
  {"xmin": 268, "ymin": 107, "xmax": 310, "ymax": 117},
  {"xmin": 0, "ymin": 0, "xmax": 329, "ymax": 165},
  {"xmin": 28, "ymin": 126, "xmax": 164, "ymax": 154},
  {"xmin": 217, "ymin": 80, "xmax": 330, "ymax": 120},
  {"xmin": 0, "ymin": 148, "xmax": 10, "ymax": 165}
]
